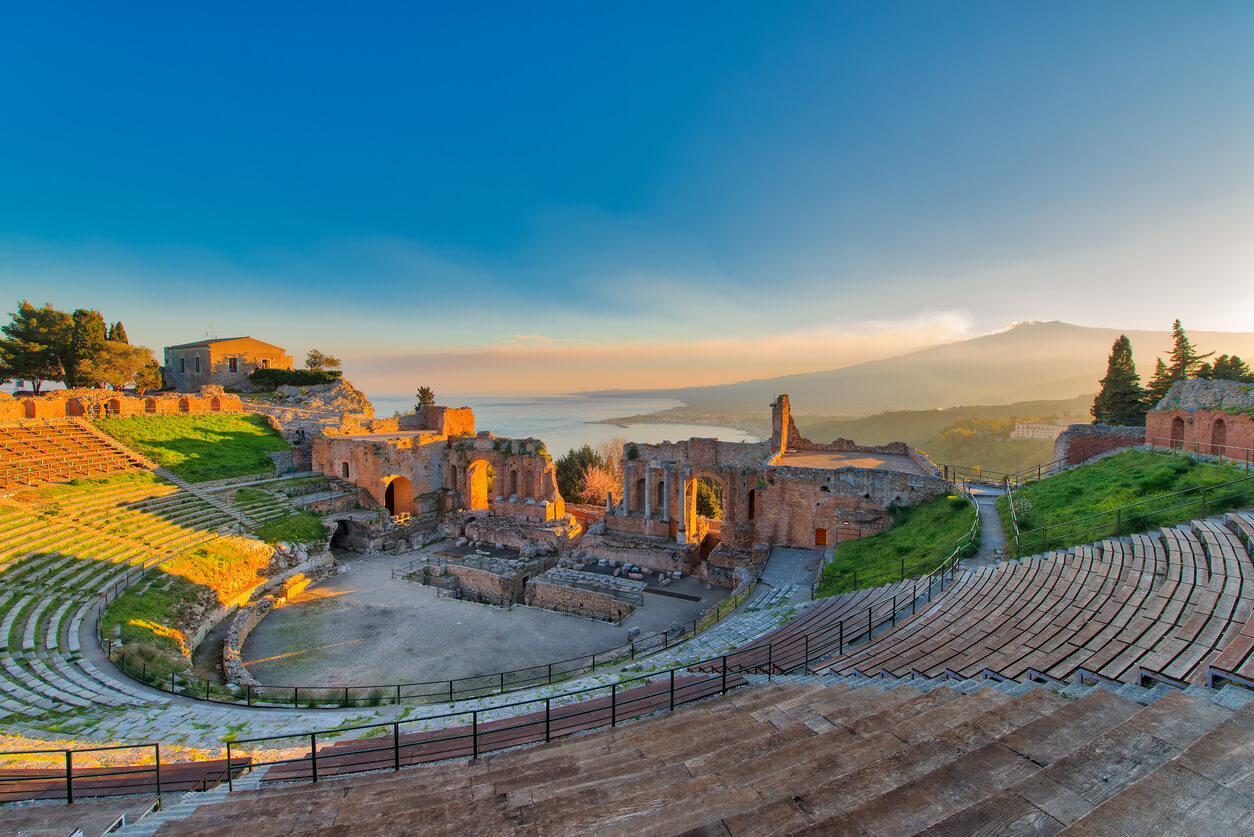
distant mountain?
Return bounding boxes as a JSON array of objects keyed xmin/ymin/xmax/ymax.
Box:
[
  {"xmin": 795, "ymin": 393, "xmax": 1095, "ymax": 448},
  {"xmin": 584, "ymin": 322, "xmax": 1254, "ymax": 417}
]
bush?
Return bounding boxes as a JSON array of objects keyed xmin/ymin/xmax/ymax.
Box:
[{"xmin": 249, "ymin": 368, "xmax": 342, "ymax": 387}]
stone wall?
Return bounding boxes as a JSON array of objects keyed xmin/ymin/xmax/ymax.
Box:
[
  {"xmin": 524, "ymin": 577, "xmax": 637, "ymax": 623},
  {"xmin": 445, "ymin": 564, "xmax": 518, "ymax": 607},
  {"xmin": 1052, "ymin": 424, "xmax": 1146, "ymax": 469},
  {"xmin": 3, "ymin": 389, "xmax": 243, "ymax": 421}
]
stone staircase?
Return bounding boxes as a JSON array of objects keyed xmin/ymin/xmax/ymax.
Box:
[{"xmin": 122, "ymin": 672, "xmax": 1254, "ymax": 835}]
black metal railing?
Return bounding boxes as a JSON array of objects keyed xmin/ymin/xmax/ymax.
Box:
[
  {"xmin": 810, "ymin": 490, "xmax": 981, "ymax": 598},
  {"xmin": 1007, "ymin": 472, "xmax": 1254, "ymax": 556},
  {"xmin": 0, "ymin": 743, "xmax": 161, "ymax": 805},
  {"xmin": 98, "ymin": 569, "xmax": 761, "ymax": 710}
]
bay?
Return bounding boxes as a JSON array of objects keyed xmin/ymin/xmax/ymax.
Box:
[{"xmin": 367, "ymin": 394, "xmax": 760, "ymax": 457}]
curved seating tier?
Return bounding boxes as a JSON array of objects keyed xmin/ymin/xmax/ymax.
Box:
[
  {"xmin": 0, "ymin": 474, "xmax": 245, "ymax": 719},
  {"xmin": 141, "ymin": 676, "xmax": 1253, "ymax": 836},
  {"xmin": 816, "ymin": 515, "xmax": 1254, "ymax": 688},
  {"xmin": 0, "ymin": 419, "xmax": 146, "ymax": 489}
]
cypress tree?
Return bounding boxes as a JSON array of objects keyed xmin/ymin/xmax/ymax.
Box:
[
  {"xmin": 1091, "ymin": 335, "xmax": 1145, "ymax": 425},
  {"xmin": 108, "ymin": 321, "xmax": 129, "ymax": 343},
  {"xmin": 1211, "ymin": 354, "xmax": 1253, "ymax": 382},
  {"xmin": 67, "ymin": 309, "xmax": 108, "ymax": 387}
]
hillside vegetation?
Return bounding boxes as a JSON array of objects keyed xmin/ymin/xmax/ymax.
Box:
[
  {"xmin": 816, "ymin": 495, "xmax": 978, "ymax": 597},
  {"xmin": 998, "ymin": 450, "xmax": 1253, "ymax": 556},
  {"xmin": 96, "ymin": 414, "xmax": 289, "ymax": 482}
]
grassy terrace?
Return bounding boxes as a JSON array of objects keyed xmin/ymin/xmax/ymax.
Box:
[
  {"xmin": 998, "ymin": 450, "xmax": 1254, "ymax": 556},
  {"xmin": 94, "ymin": 414, "xmax": 289, "ymax": 482},
  {"xmin": 815, "ymin": 495, "xmax": 978, "ymax": 597}
]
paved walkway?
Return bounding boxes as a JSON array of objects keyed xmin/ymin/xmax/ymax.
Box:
[
  {"xmin": 760, "ymin": 547, "xmax": 824, "ymax": 602},
  {"xmin": 963, "ymin": 485, "xmax": 1008, "ymax": 570}
]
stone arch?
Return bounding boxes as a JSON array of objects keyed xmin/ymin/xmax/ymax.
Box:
[
  {"xmin": 1170, "ymin": 416, "xmax": 1185, "ymax": 449},
  {"xmin": 107, "ymin": 398, "xmax": 123, "ymax": 416},
  {"xmin": 145, "ymin": 397, "xmax": 158, "ymax": 414},
  {"xmin": 178, "ymin": 397, "xmax": 192, "ymax": 414},
  {"xmin": 383, "ymin": 475, "xmax": 413, "ymax": 516},
  {"xmin": 210, "ymin": 396, "xmax": 224, "ymax": 412},
  {"xmin": 66, "ymin": 398, "xmax": 86, "ymax": 417},
  {"xmin": 465, "ymin": 460, "xmax": 491, "ymax": 511},
  {"xmin": 23, "ymin": 400, "xmax": 36, "ymax": 419},
  {"xmin": 1212, "ymin": 418, "xmax": 1227, "ymax": 457}
]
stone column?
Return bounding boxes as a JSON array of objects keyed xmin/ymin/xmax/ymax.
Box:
[
  {"xmin": 662, "ymin": 466, "xmax": 671, "ymax": 522},
  {"xmin": 644, "ymin": 463, "xmax": 652, "ymax": 517},
  {"xmin": 622, "ymin": 466, "xmax": 631, "ymax": 514},
  {"xmin": 606, "ymin": 490, "xmax": 613, "ymax": 513},
  {"xmin": 676, "ymin": 469, "xmax": 689, "ymax": 544}
]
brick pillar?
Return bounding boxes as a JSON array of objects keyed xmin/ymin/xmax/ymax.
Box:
[
  {"xmin": 621, "ymin": 465, "xmax": 631, "ymax": 515},
  {"xmin": 644, "ymin": 463, "xmax": 652, "ymax": 517},
  {"xmin": 662, "ymin": 466, "xmax": 671, "ymax": 522}
]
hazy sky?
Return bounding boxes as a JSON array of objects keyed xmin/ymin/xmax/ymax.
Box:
[{"xmin": 2, "ymin": 2, "xmax": 1251, "ymax": 395}]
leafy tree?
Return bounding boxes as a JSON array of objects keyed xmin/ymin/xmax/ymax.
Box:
[
  {"xmin": 1142, "ymin": 358, "xmax": 1174, "ymax": 410},
  {"xmin": 305, "ymin": 349, "xmax": 341, "ymax": 370},
  {"xmin": 696, "ymin": 477, "xmax": 723, "ymax": 520},
  {"xmin": 579, "ymin": 462, "xmax": 620, "ymax": 505},
  {"xmin": 107, "ymin": 321, "xmax": 129, "ymax": 343},
  {"xmin": 0, "ymin": 301, "xmax": 72, "ymax": 391},
  {"xmin": 415, "ymin": 385, "xmax": 436, "ymax": 409},
  {"xmin": 555, "ymin": 443, "xmax": 601, "ymax": 501},
  {"xmin": 1091, "ymin": 335, "xmax": 1145, "ymax": 426},
  {"xmin": 67, "ymin": 309, "xmax": 108, "ymax": 387},
  {"xmin": 1166, "ymin": 319, "xmax": 1212, "ymax": 381},
  {"xmin": 76, "ymin": 342, "xmax": 161, "ymax": 390}
]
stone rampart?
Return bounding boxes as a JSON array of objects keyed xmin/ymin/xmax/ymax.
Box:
[{"xmin": 1052, "ymin": 424, "xmax": 1145, "ymax": 469}]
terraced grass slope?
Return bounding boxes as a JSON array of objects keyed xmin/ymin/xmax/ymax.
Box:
[
  {"xmin": 999, "ymin": 450, "xmax": 1253, "ymax": 556},
  {"xmin": 815, "ymin": 495, "xmax": 978, "ymax": 597},
  {"xmin": 94, "ymin": 414, "xmax": 289, "ymax": 483}
]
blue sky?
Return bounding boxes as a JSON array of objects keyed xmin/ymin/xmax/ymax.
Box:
[{"xmin": 2, "ymin": 2, "xmax": 1251, "ymax": 393}]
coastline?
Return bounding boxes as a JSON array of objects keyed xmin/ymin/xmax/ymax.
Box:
[{"xmin": 589, "ymin": 405, "xmax": 771, "ymax": 438}]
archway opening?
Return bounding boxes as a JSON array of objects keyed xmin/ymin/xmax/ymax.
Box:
[
  {"xmin": 210, "ymin": 396, "xmax": 223, "ymax": 412},
  {"xmin": 748, "ymin": 488, "xmax": 756, "ymax": 521},
  {"xmin": 656, "ymin": 480, "xmax": 665, "ymax": 511},
  {"xmin": 66, "ymin": 399, "xmax": 85, "ymax": 417},
  {"xmin": 695, "ymin": 476, "xmax": 723, "ymax": 521},
  {"xmin": 510, "ymin": 469, "xmax": 519, "ymax": 498},
  {"xmin": 179, "ymin": 398, "xmax": 191, "ymax": 414},
  {"xmin": 1170, "ymin": 416, "xmax": 1185, "ymax": 449},
  {"xmin": 465, "ymin": 460, "xmax": 492, "ymax": 511},
  {"xmin": 1212, "ymin": 419, "xmax": 1227, "ymax": 457},
  {"xmin": 635, "ymin": 478, "xmax": 646, "ymax": 512},
  {"xmin": 145, "ymin": 397, "xmax": 158, "ymax": 414},
  {"xmin": 383, "ymin": 475, "xmax": 413, "ymax": 516},
  {"xmin": 107, "ymin": 398, "xmax": 122, "ymax": 416},
  {"xmin": 341, "ymin": 462, "xmax": 350, "ymax": 479}
]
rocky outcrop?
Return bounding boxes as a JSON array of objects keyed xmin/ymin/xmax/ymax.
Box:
[{"xmin": 1155, "ymin": 379, "xmax": 1254, "ymax": 412}]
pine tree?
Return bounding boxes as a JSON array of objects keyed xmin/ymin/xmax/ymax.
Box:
[
  {"xmin": 1166, "ymin": 319, "xmax": 1212, "ymax": 380},
  {"xmin": 107, "ymin": 321, "xmax": 129, "ymax": 343},
  {"xmin": 1143, "ymin": 358, "xmax": 1175, "ymax": 410},
  {"xmin": 1091, "ymin": 335, "xmax": 1144, "ymax": 425},
  {"xmin": 67, "ymin": 309, "xmax": 108, "ymax": 387},
  {"xmin": 1211, "ymin": 354, "xmax": 1254, "ymax": 382},
  {"xmin": 0, "ymin": 301, "xmax": 73, "ymax": 391}
]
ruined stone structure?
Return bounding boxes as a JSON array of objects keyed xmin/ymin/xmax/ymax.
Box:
[
  {"xmin": 1052, "ymin": 424, "xmax": 1146, "ymax": 469},
  {"xmin": 316, "ymin": 394, "xmax": 947, "ymax": 587},
  {"xmin": 312, "ymin": 403, "xmax": 573, "ymax": 548},
  {"xmin": 585, "ymin": 395, "xmax": 949, "ymax": 585},
  {"xmin": 163, "ymin": 336, "xmax": 294, "ymax": 392},
  {"xmin": 0, "ymin": 388, "xmax": 242, "ymax": 421},
  {"xmin": 1145, "ymin": 379, "xmax": 1254, "ymax": 462}
]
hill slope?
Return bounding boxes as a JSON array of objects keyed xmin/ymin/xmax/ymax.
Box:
[{"xmin": 587, "ymin": 321, "xmax": 1254, "ymax": 416}]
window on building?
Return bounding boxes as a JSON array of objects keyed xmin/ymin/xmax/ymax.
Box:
[
  {"xmin": 194, "ymin": 356, "xmax": 201, "ymax": 374},
  {"xmin": 341, "ymin": 462, "xmax": 349, "ymax": 479},
  {"xmin": 228, "ymin": 357, "xmax": 238, "ymax": 373},
  {"xmin": 178, "ymin": 356, "xmax": 186, "ymax": 374}
]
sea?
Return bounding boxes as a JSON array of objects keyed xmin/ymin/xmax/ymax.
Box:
[{"xmin": 367, "ymin": 394, "xmax": 760, "ymax": 457}]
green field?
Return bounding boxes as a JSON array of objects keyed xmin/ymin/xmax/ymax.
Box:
[
  {"xmin": 255, "ymin": 512, "xmax": 327, "ymax": 544},
  {"xmin": 998, "ymin": 450, "xmax": 1254, "ymax": 556},
  {"xmin": 815, "ymin": 495, "xmax": 978, "ymax": 597},
  {"xmin": 95, "ymin": 414, "xmax": 290, "ymax": 482}
]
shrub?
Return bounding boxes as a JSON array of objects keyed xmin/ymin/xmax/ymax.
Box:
[{"xmin": 249, "ymin": 368, "xmax": 342, "ymax": 387}]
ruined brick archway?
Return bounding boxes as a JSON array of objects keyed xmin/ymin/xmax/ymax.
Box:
[
  {"xmin": 1171, "ymin": 417, "xmax": 1185, "ymax": 449},
  {"xmin": 1212, "ymin": 418, "xmax": 1228, "ymax": 457},
  {"xmin": 465, "ymin": 460, "xmax": 491, "ymax": 511},
  {"xmin": 383, "ymin": 475, "xmax": 413, "ymax": 516}
]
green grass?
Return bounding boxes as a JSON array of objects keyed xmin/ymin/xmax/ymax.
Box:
[
  {"xmin": 95, "ymin": 414, "xmax": 289, "ymax": 482},
  {"xmin": 998, "ymin": 450, "xmax": 1254, "ymax": 556},
  {"xmin": 816, "ymin": 495, "xmax": 978, "ymax": 597},
  {"xmin": 254, "ymin": 512, "xmax": 326, "ymax": 545}
]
